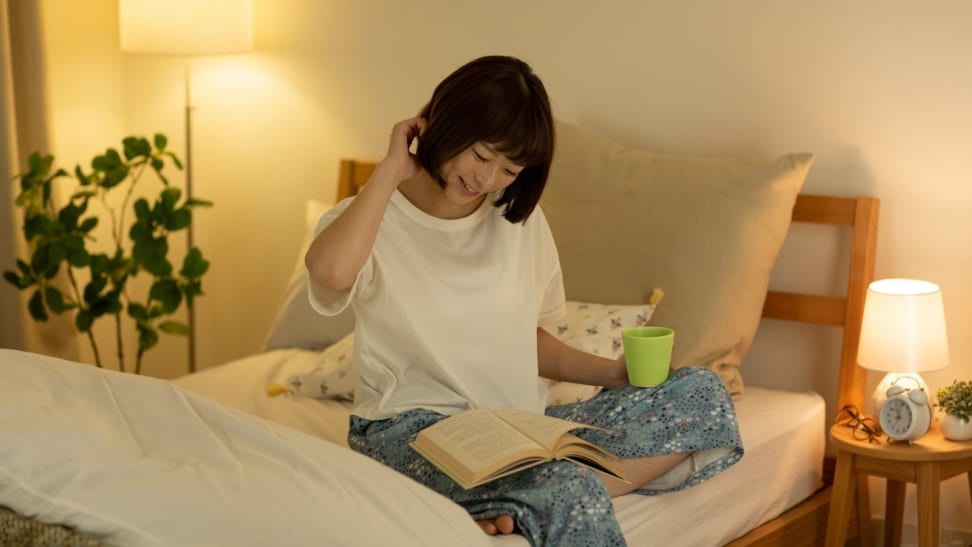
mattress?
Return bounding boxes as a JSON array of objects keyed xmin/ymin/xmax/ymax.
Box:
[{"xmin": 174, "ymin": 349, "xmax": 826, "ymax": 546}]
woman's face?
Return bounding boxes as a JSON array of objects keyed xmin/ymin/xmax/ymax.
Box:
[{"xmin": 438, "ymin": 142, "xmax": 524, "ymax": 207}]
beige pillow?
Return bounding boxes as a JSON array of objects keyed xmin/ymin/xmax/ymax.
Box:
[{"xmin": 540, "ymin": 122, "xmax": 813, "ymax": 397}]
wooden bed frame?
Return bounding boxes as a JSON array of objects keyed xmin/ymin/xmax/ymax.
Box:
[{"xmin": 336, "ymin": 158, "xmax": 880, "ymax": 547}]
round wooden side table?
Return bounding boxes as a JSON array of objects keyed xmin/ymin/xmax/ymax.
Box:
[{"xmin": 825, "ymin": 421, "xmax": 972, "ymax": 547}]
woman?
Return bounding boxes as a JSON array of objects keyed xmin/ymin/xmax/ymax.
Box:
[{"xmin": 305, "ymin": 55, "xmax": 742, "ymax": 546}]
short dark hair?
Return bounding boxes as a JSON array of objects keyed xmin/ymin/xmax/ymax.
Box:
[{"xmin": 417, "ymin": 55, "xmax": 555, "ymax": 224}]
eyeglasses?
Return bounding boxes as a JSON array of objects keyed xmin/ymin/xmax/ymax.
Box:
[{"xmin": 834, "ymin": 405, "xmax": 884, "ymax": 443}]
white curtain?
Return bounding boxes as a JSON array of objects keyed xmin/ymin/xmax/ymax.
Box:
[{"xmin": 0, "ymin": 0, "xmax": 78, "ymax": 359}]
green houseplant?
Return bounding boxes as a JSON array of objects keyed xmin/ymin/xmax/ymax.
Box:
[
  {"xmin": 3, "ymin": 134, "xmax": 211, "ymax": 374},
  {"xmin": 935, "ymin": 380, "xmax": 972, "ymax": 441}
]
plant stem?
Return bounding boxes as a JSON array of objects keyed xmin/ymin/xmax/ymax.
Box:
[
  {"xmin": 117, "ymin": 161, "xmax": 148, "ymax": 246},
  {"xmin": 114, "ymin": 313, "xmax": 125, "ymax": 373},
  {"xmin": 135, "ymin": 346, "xmax": 145, "ymax": 375},
  {"xmin": 65, "ymin": 268, "xmax": 102, "ymax": 368}
]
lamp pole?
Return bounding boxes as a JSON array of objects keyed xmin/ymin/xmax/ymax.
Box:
[{"xmin": 184, "ymin": 63, "xmax": 197, "ymax": 374}]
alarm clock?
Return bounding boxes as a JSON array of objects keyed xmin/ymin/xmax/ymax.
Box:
[{"xmin": 878, "ymin": 385, "xmax": 932, "ymax": 442}]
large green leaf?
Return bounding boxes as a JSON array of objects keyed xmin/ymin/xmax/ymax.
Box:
[
  {"xmin": 84, "ymin": 276, "xmax": 108, "ymax": 304},
  {"xmin": 149, "ymin": 278, "xmax": 182, "ymax": 313},
  {"xmin": 75, "ymin": 309, "xmax": 94, "ymax": 332},
  {"xmin": 160, "ymin": 187, "xmax": 181, "ymax": 212},
  {"xmin": 28, "ymin": 290, "xmax": 48, "ymax": 321},
  {"xmin": 127, "ymin": 302, "xmax": 149, "ymax": 322},
  {"xmin": 44, "ymin": 286, "xmax": 72, "ymax": 314},
  {"xmin": 58, "ymin": 203, "xmax": 81, "ymax": 231},
  {"xmin": 158, "ymin": 320, "xmax": 190, "ymax": 336},
  {"xmin": 2, "ymin": 270, "xmax": 29, "ymax": 289},
  {"xmin": 137, "ymin": 324, "xmax": 159, "ymax": 351},
  {"xmin": 79, "ymin": 217, "xmax": 98, "ymax": 233},
  {"xmin": 27, "ymin": 152, "xmax": 52, "ymax": 175},
  {"xmin": 166, "ymin": 208, "xmax": 191, "ymax": 231},
  {"xmin": 133, "ymin": 236, "xmax": 171, "ymax": 277},
  {"xmin": 123, "ymin": 136, "xmax": 152, "ymax": 160},
  {"xmin": 181, "ymin": 248, "xmax": 210, "ymax": 278},
  {"xmin": 102, "ymin": 164, "xmax": 130, "ymax": 189},
  {"xmin": 184, "ymin": 198, "xmax": 214, "ymax": 208}
]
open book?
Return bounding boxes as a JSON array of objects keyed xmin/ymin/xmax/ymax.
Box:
[{"xmin": 409, "ymin": 408, "xmax": 628, "ymax": 490}]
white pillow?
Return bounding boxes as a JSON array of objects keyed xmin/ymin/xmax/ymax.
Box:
[
  {"xmin": 278, "ymin": 299, "xmax": 659, "ymax": 407},
  {"xmin": 262, "ymin": 200, "xmax": 356, "ymax": 351}
]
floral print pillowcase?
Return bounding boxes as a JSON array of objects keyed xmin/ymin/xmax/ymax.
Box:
[
  {"xmin": 273, "ymin": 295, "xmax": 661, "ymax": 406},
  {"xmin": 541, "ymin": 299, "xmax": 659, "ymax": 406}
]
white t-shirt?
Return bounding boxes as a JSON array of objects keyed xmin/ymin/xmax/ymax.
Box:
[{"xmin": 308, "ymin": 189, "xmax": 566, "ymax": 420}]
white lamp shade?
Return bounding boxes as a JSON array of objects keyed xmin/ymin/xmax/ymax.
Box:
[
  {"xmin": 119, "ymin": 0, "xmax": 253, "ymax": 55},
  {"xmin": 857, "ymin": 278, "xmax": 949, "ymax": 373}
]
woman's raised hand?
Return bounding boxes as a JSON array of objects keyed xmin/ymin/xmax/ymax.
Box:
[{"xmin": 381, "ymin": 117, "xmax": 428, "ymax": 183}]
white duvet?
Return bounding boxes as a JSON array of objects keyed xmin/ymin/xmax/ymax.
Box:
[{"xmin": 0, "ymin": 349, "xmax": 489, "ymax": 547}]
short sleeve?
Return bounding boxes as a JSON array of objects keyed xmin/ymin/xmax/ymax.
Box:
[
  {"xmin": 534, "ymin": 207, "xmax": 566, "ymax": 326},
  {"xmin": 306, "ymin": 197, "xmax": 374, "ymax": 317}
]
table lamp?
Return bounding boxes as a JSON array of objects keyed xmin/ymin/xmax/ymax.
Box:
[
  {"xmin": 119, "ymin": 0, "xmax": 253, "ymax": 372},
  {"xmin": 857, "ymin": 278, "xmax": 949, "ymax": 412}
]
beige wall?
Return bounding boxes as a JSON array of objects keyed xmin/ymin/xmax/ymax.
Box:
[{"xmin": 35, "ymin": 0, "xmax": 972, "ymax": 535}]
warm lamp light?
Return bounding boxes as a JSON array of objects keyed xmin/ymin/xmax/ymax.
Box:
[
  {"xmin": 119, "ymin": 0, "xmax": 253, "ymax": 55},
  {"xmin": 119, "ymin": 0, "xmax": 253, "ymax": 373},
  {"xmin": 857, "ymin": 278, "xmax": 949, "ymax": 412}
]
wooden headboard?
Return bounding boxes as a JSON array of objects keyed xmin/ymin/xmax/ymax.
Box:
[{"xmin": 335, "ymin": 158, "xmax": 879, "ymax": 546}]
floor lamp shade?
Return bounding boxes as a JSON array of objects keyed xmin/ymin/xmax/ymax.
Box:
[{"xmin": 119, "ymin": 0, "xmax": 253, "ymax": 55}]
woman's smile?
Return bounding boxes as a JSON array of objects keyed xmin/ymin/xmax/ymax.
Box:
[{"xmin": 458, "ymin": 176, "xmax": 481, "ymax": 197}]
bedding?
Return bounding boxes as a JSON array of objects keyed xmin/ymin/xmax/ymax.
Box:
[
  {"xmin": 173, "ymin": 349, "xmax": 825, "ymax": 546},
  {"xmin": 0, "ymin": 349, "xmax": 490, "ymax": 547}
]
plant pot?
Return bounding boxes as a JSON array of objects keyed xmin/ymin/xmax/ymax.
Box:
[{"xmin": 940, "ymin": 413, "xmax": 972, "ymax": 441}]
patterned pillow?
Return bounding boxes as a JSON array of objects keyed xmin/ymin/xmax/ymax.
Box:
[
  {"xmin": 274, "ymin": 333, "xmax": 356, "ymax": 400},
  {"xmin": 272, "ymin": 297, "xmax": 660, "ymax": 406}
]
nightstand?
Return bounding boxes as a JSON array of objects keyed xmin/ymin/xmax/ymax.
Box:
[{"xmin": 825, "ymin": 421, "xmax": 972, "ymax": 547}]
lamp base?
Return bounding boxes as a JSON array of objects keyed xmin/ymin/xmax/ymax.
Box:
[{"xmin": 871, "ymin": 371, "xmax": 929, "ymax": 413}]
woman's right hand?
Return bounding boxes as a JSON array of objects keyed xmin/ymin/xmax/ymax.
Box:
[{"xmin": 380, "ymin": 116, "xmax": 428, "ymax": 183}]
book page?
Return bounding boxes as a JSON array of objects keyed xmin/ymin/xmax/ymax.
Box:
[
  {"xmin": 492, "ymin": 409, "xmax": 597, "ymax": 451},
  {"xmin": 416, "ymin": 409, "xmax": 547, "ymax": 469}
]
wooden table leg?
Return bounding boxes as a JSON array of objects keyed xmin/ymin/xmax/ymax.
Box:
[
  {"xmin": 967, "ymin": 471, "xmax": 972, "ymax": 509},
  {"xmin": 915, "ymin": 462, "xmax": 940, "ymax": 547},
  {"xmin": 826, "ymin": 451, "xmax": 856, "ymax": 547},
  {"xmin": 884, "ymin": 479, "xmax": 905, "ymax": 547},
  {"xmin": 856, "ymin": 474, "xmax": 872, "ymax": 547}
]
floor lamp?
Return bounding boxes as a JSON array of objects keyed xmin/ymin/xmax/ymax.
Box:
[{"xmin": 119, "ymin": 0, "xmax": 253, "ymax": 373}]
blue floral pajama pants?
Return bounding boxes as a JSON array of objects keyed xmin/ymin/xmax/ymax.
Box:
[{"xmin": 347, "ymin": 367, "xmax": 744, "ymax": 546}]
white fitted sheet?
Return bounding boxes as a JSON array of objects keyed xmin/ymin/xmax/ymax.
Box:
[{"xmin": 174, "ymin": 349, "xmax": 826, "ymax": 546}]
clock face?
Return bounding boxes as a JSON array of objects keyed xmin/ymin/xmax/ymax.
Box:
[{"xmin": 880, "ymin": 398, "xmax": 913, "ymax": 438}]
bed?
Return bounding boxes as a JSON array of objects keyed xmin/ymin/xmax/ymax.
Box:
[{"xmin": 0, "ymin": 121, "xmax": 878, "ymax": 546}]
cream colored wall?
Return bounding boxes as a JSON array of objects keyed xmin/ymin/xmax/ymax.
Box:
[{"xmin": 36, "ymin": 0, "xmax": 972, "ymax": 535}]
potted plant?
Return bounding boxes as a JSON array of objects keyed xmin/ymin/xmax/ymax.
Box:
[
  {"xmin": 935, "ymin": 380, "xmax": 972, "ymax": 441},
  {"xmin": 3, "ymin": 134, "xmax": 211, "ymax": 374}
]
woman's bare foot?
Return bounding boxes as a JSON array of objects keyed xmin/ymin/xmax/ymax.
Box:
[{"xmin": 475, "ymin": 514, "xmax": 515, "ymax": 535}]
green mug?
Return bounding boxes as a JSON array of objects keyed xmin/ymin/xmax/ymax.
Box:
[{"xmin": 621, "ymin": 326, "xmax": 674, "ymax": 387}]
